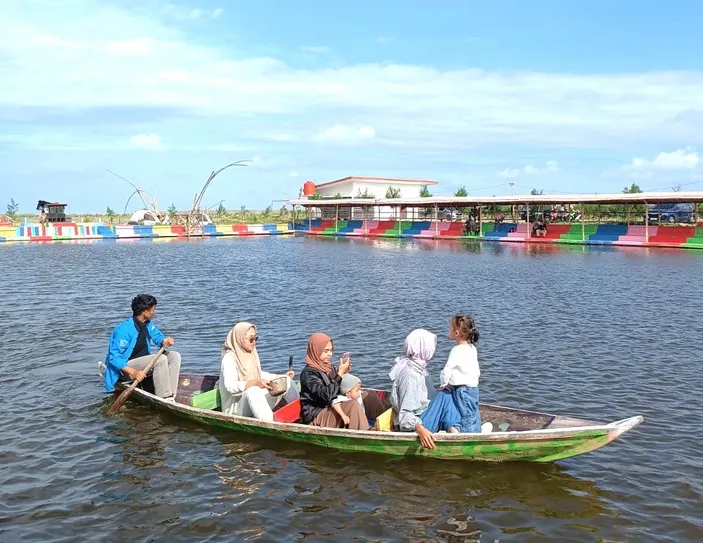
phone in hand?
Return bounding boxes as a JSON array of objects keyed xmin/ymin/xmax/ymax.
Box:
[
  {"xmin": 288, "ymin": 355, "xmax": 294, "ymax": 370},
  {"xmin": 341, "ymin": 352, "xmax": 351, "ymax": 364}
]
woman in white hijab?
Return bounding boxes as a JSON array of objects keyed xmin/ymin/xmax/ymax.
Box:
[
  {"xmin": 389, "ymin": 328, "xmax": 460, "ymax": 450},
  {"xmin": 218, "ymin": 322, "xmax": 299, "ymax": 421}
]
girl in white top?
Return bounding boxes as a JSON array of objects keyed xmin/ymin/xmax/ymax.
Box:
[
  {"xmin": 218, "ymin": 322, "xmax": 299, "ymax": 421},
  {"xmin": 440, "ymin": 315, "xmax": 492, "ymax": 433}
]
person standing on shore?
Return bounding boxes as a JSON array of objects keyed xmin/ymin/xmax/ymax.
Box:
[{"xmin": 103, "ymin": 294, "xmax": 181, "ymax": 401}]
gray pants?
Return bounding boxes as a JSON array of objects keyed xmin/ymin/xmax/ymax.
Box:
[{"xmin": 126, "ymin": 351, "xmax": 181, "ymax": 398}]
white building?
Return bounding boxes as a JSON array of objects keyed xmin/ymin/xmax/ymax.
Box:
[{"xmin": 305, "ymin": 176, "xmax": 438, "ymax": 219}]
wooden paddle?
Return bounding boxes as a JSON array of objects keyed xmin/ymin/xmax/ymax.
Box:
[{"xmin": 108, "ymin": 346, "xmax": 166, "ymax": 415}]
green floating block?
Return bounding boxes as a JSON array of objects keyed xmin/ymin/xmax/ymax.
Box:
[
  {"xmin": 191, "ymin": 388, "xmax": 221, "ymax": 410},
  {"xmin": 498, "ymin": 422, "xmax": 510, "ymax": 431}
]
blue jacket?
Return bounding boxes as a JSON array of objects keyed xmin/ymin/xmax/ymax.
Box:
[{"xmin": 104, "ymin": 317, "xmax": 165, "ymax": 392}]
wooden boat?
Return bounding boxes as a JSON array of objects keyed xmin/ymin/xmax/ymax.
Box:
[{"xmin": 114, "ymin": 373, "xmax": 643, "ymax": 463}]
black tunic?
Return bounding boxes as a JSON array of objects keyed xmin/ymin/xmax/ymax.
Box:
[{"xmin": 299, "ymin": 367, "xmax": 342, "ymax": 424}]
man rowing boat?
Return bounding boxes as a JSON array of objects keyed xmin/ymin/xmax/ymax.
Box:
[{"xmin": 103, "ymin": 294, "xmax": 181, "ymax": 401}]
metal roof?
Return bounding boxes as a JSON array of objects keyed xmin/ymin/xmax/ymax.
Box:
[
  {"xmin": 312, "ymin": 176, "xmax": 439, "ymax": 190},
  {"xmin": 289, "ymin": 191, "xmax": 703, "ymax": 207}
]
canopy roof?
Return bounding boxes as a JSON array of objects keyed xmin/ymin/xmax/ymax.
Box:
[{"xmin": 290, "ymin": 191, "xmax": 703, "ymax": 207}]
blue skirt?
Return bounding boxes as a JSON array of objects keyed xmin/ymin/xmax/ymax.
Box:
[{"xmin": 450, "ymin": 385, "xmax": 482, "ymax": 433}]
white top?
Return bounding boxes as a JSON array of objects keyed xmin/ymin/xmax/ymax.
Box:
[
  {"xmin": 218, "ymin": 351, "xmax": 277, "ymax": 415},
  {"xmin": 439, "ymin": 344, "xmax": 480, "ymax": 388},
  {"xmin": 331, "ymin": 394, "xmax": 365, "ymax": 411}
]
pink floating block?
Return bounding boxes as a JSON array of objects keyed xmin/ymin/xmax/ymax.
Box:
[{"xmin": 612, "ymin": 241, "xmax": 645, "ymax": 247}]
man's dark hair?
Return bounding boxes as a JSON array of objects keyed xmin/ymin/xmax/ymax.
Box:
[{"xmin": 131, "ymin": 294, "xmax": 157, "ymax": 316}]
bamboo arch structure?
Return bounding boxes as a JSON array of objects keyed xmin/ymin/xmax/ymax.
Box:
[
  {"xmin": 183, "ymin": 160, "xmax": 251, "ymax": 236},
  {"xmin": 106, "ymin": 169, "xmax": 160, "ymax": 221},
  {"xmin": 107, "ymin": 160, "xmax": 250, "ymax": 234}
]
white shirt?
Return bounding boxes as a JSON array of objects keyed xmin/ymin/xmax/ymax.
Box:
[
  {"xmin": 332, "ymin": 394, "xmax": 365, "ymax": 411},
  {"xmin": 440, "ymin": 344, "xmax": 480, "ymax": 388},
  {"xmin": 218, "ymin": 351, "xmax": 276, "ymax": 415}
]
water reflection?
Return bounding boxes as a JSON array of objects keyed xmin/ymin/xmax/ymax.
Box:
[{"xmin": 127, "ymin": 402, "xmax": 623, "ymax": 541}]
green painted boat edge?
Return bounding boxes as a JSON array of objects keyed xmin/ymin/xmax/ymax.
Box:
[{"xmin": 114, "ymin": 385, "xmax": 643, "ymax": 463}]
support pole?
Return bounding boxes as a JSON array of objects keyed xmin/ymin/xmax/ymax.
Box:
[
  {"xmin": 308, "ymin": 206, "xmax": 311, "ymax": 232},
  {"xmin": 645, "ymin": 201, "xmax": 649, "ymax": 243},
  {"xmin": 335, "ymin": 204, "xmax": 339, "ymax": 234},
  {"xmin": 581, "ymin": 202, "xmax": 585, "ymax": 241},
  {"xmin": 434, "ymin": 204, "xmax": 439, "ymax": 238},
  {"xmin": 397, "ymin": 205, "xmax": 401, "ymax": 237},
  {"xmin": 526, "ymin": 203, "xmax": 530, "ymax": 239},
  {"xmin": 478, "ymin": 206, "xmax": 483, "ymax": 236},
  {"xmin": 693, "ymin": 201, "xmax": 699, "ymax": 226}
]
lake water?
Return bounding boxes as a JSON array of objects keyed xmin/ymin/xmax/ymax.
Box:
[{"xmin": 1, "ymin": 236, "xmax": 701, "ymax": 542}]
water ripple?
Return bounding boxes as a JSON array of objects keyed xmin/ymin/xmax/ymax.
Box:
[{"xmin": 1, "ymin": 237, "xmax": 701, "ymax": 542}]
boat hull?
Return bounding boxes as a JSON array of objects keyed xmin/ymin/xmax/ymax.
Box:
[{"xmin": 114, "ymin": 379, "xmax": 643, "ymax": 463}]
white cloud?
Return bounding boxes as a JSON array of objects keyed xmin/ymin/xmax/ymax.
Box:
[
  {"xmin": 498, "ymin": 168, "xmax": 520, "ymax": 179},
  {"xmin": 499, "ymin": 161, "xmax": 559, "ymax": 178},
  {"xmin": 300, "ymin": 46, "xmax": 330, "ymax": 54},
  {"xmin": 161, "ymin": 5, "xmax": 223, "ymax": 20},
  {"xmin": 129, "ymin": 133, "xmax": 164, "ymax": 149},
  {"xmin": 2, "ymin": 0, "xmax": 703, "ymax": 157},
  {"xmin": 313, "ymin": 124, "xmax": 376, "ymax": 144},
  {"xmin": 630, "ymin": 147, "xmax": 699, "ymax": 170},
  {"xmin": 606, "ymin": 147, "xmax": 700, "ymax": 179},
  {"xmin": 106, "ymin": 38, "xmax": 154, "ymax": 55}
]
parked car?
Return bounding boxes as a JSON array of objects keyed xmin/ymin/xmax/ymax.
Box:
[
  {"xmin": 438, "ymin": 207, "xmax": 463, "ymax": 220},
  {"xmin": 647, "ymin": 203, "xmax": 695, "ymax": 223}
]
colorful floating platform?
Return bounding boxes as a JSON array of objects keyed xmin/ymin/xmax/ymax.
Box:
[
  {"xmin": 294, "ymin": 219, "xmax": 703, "ymax": 249},
  {"xmin": 290, "ymin": 191, "xmax": 703, "ymax": 251},
  {"xmin": 0, "ymin": 222, "xmax": 293, "ymax": 243}
]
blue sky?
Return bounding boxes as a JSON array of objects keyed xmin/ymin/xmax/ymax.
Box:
[{"xmin": 1, "ymin": 0, "xmax": 703, "ymax": 213}]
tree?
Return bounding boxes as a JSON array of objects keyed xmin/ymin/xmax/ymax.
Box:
[
  {"xmin": 355, "ymin": 188, "xmax": 374, "ymax": 199},
  {"xmin": 216, "ymin": 203, "xmax": 226, "ymax": 215},
  {"xmin": 385, "ymin": 186, "xmax": 401, "ymax": 198},
  {"xmin": 106, "ymin": 206, "xmax": 116, "ymax": 224},
  {"xmin": 334, "ymin": 192, "xmax": 343, "ymax": 199},
  {"xmin": 167, "ymin": 203, "xmax": 177, "ymax": 214},
  {"xmin": 530, "ymin": 188, "xmax": 544, "ymax": 195},
  {"xmin": 309, "ymin": 192, "xmax": 322, "ymax": 200},
  {"xmin": 454, "ymin": 186, "xmax": 468, "ymax": 197},
  {"xmin": 6, "ymin": 198, "xmax": 18, "ymax": 219},
  {"xmin": 419, "ymin": 185, "xmax": 432, "ymax": 197},
  {"xmin": 672, "ymin": 184, "xmax": 682, "ymax": 192},
  {"xmin": 620, "ymin": 183, "xmax": 643, "ymax": 221}
]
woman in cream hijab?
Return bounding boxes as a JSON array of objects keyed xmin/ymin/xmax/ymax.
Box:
[{"xmin": 218, "ymin": 322, "xmax": 299, "ymax": 421}]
